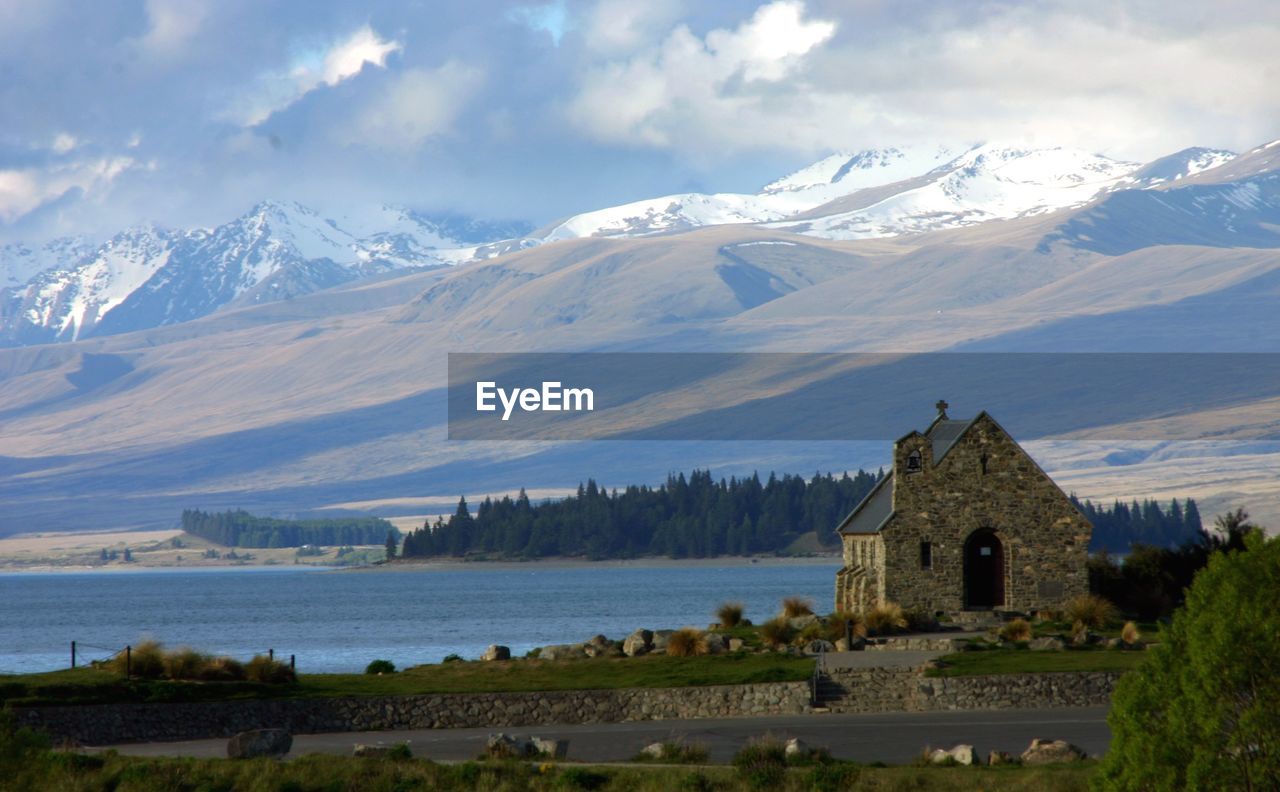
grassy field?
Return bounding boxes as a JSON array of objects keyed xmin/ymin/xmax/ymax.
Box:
[
  {"xmin": 0, "ymin": 653, "xmax": 815, "ymax": 707},
  {"xmin": 926, "ymin": 648, "xmax": 1147, "ymax": 677},
  {"xmin": 0, "ymin": 751, "xmax": 1098, "ymax": 792}
]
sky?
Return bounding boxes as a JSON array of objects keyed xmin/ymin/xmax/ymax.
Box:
[{"xmin": 1, "ymin": 0, "xmax": 1278, "ymax": 243}]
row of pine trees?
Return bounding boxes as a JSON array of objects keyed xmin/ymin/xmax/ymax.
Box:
[
  {"xmin": 180, "ymin": 509, "xmax": 398, "ymax": 548},
  {"xmin": 1072, "ymin": 496, "xmax": 1202, "ymax": 552}
]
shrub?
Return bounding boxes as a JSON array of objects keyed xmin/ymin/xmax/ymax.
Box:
[
  {"xmin": 733, "ymin": 738, "xmax": 788, "ymax": 789},
  {"xmin": 386, "ymin": 743, "xmax": 412, "ymax": 761},
  {"xmin": 759, "ymin": 618, "xmax": 796, "ymax": 648},
  {"xmin": 245, "ymin": 654, "xmax": 296, "ymax": 684},
  {"xmin": 806, "ymin": 762, "xmax": 861, "ymax": 791},
  {"xmin": 715, "ymin": 601, "xmax": 746, "ymax": 628},
  {"xmin": 556, "ymin": 767, "xmax": 610, "ymax": 790},
  {"xmin": 196, "ymin": 656, "xmax": 245, "ymax": 682},
  {"xmin": 904, "ymin": 609, "xmax": 939, "ymax": 632},
  {"xmin": 110, "ymin": 640, "xmax": 166, "ymax": 679},
  {"xmin": 781, "ymin": 596, "xmax": 814, "ymax": 619},
  {"xmin": 1121, "ymin": 621, "xmax": 1142, "ymax": 645},
  {"xmin": 796, "ymin": 621, "xmax": 827, "ymax": 646},
  {"xmin": 666, "ymin": 628, "xmax": 706, "ymax": 657},
  {"xmin": 1099, "ymin": 530, "xmax": 1280, "ymax": 790},
  {"xmin": 999, "ymin": 618, "xmax": 1033, "ymax": 643},
  {"xmin": 442, "ymin": 653, "xmax": 464, "ymax": 663},
  {"xmin": 1064, "ymin": 593, "xmax": 1118, "ymax": 630},
  {"xmin": 365, "ymin": 659, "xmax": 396, "ymax": 675},
  {"xmin": 163, "ymin": 647, "xmax": 209, "ymax": 680},
  {"xmin": 864, "ymin": 602, "xmax": 908, "ymax": 635}
]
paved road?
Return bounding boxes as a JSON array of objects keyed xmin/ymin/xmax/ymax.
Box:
[{"xmin": 98, "ymin": 707, "xmax": 1110, "ymax": 764}]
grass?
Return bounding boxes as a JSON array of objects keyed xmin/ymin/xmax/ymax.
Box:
[
  {"xmin": 1063, "ymin": 594, "xmax": 1119, "ymax": 630},
  {"xmin": 0, "ymin": 653, "xmax": 815, "ymax": 707},
  {"xmin": 0, "ymin": 750, "xmax": 1099, "ymax": 792},
  {"xmin": 780, "ymin": 596, "xmax": 814, "ymax": 618},
  {"xmin": 716, "ymin": 601, "xmax": 746, "ymax": 628},
  {"xmin": 926, "ymin": 648, "xmax": 1148, "ymax": 677}
]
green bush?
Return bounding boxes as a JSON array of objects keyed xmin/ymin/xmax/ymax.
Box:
[
  {"xmin": 555, "ymin": 766, "xmax": 610, "ymax": 790},
  {"xmin": 365, "ymin": 659, "xmax": 396, "ymax": 675},
  {"xmin": 1099, "ymin": 530, "xmax": 1280, "ymax": 790},
  {"xmin": 442, "ymin": 653, "xmax": 464, "ymax": 663}
]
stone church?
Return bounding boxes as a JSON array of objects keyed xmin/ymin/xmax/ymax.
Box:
[{"xmin": 834, "ymin": 401, "xmax": 1091, "ymax": 616}]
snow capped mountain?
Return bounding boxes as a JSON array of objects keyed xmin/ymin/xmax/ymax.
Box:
[
  {"xmin": 769, "ymin": 144, "xmax": 1143, "ymax": 240},
  {"xmin": 760, "ymin": 145, "xmax": 962, "ymax": 202},
  {"xmin": 0, "ymin": 201, "xmax": 525, "ymax": 345},
  {"xmin": 1129, "ymin": 147, "xmax": 1236, "ymax": 187}
]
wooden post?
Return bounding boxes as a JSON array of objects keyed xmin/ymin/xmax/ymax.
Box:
[
  {"xmin": 290, "ymin": 654, "xmax": 295, "ymax": 671},
  {"xmin": 845, "ymin": 619, "xmax": 854, "ymax": 647},
  {"xmin": 71, "ymin": 641, "xmax": 76, "ymax": 669},
  {"xmin": 268, "ymin": 648, "xmax": 274, "ymax": 661},
  {"xmin": 126, "ymin": 645, "xmax": 132, "ymax": 679}
]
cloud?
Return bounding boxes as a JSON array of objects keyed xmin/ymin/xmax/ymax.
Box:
[
  {"xmin": 567, "ymin": 1, "xmax": 836, "ymax": 148},
  {"xmin": 0, "ymin": 157, "xmax": 134, "ymax": 223},
  {"xmin": 509, "ymin": 1, "xmax": 569, "ymax": 45},
  {"xmin": 136, "ymin": 0, "xmax": 209, "ymax": 56},
  {"xmin": 340, "ymin": 62, "xmax": 484, "ymax": 150},
  {"xmin": 227, "ymin": 25, "xmax": 403, "ymax": 126},
  {"xmin": 50, "ymin": 133, "xmax": 79, "ymax": 154}
]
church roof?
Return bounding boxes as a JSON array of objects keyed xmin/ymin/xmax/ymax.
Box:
[{"xmin": 836, "ymin": 407, "xmax": 982, "ymax": 535}]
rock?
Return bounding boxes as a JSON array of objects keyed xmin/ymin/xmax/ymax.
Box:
[
  {"xmin": 480, "ymin": 644, "xmax": 511, "ymax": 662},
  {"xmin": 702, "ymin": 634, "xmax": 728, "ymax": 654},
  {"xmin": 538, "ymin": 644, "xmax": 586, "ymax": 661},
  {"xmin": 486, "ymin": 733, "xmax": 533, "ymax": 758},
  {"xmin": 531, "ymin": 737, "xmax": 568, "ymax": 759},
  {"xmin": 623, "ymin": 629, "xmax": 653, "ymax": 657},
  {"xmin": 1029, "ymin": 636, "xmax": 1066, "ymax": 651},
  {"xmin": 788, "ymin": 614, "xmax": 819, "ymax": 630},
  {"xmin": 586, "ymin": 634, "xmax": 610, "ymax": 648},
  {"xmin": 987, "ymin": 750, "xmax": 1015, "ymax": 766},
  {"xmin": 803, "ymin": 639, "xmax": 836, "ymax": 656},
  {"xmin": 1021, "ymin": 738, "xmax": 1087, "ymax": 764},
  {"xmin": 927, "ymin": 744, "xmax": 975, "ymax": 765},
  {"xmin": 352, "ymin": 743, "xmax": 401, "ymax": 757},
  {"xmin": 227, "ymin": 729, "xmax": 292, "ymax": 759},
  {"xmin": 1104, "ymin": 638, "xmax": 1121, "ymax": 649},
  {"xmin": 728, "ymin": 637, "xmax": 746, "ymax": 652},
  {"xmin": 784, "ymin": 737, "xmax": 810, "ymax": 758},
  {"xmin": 640, "ymin": 742, "xmax": 666, "ymax": 759},
  {"xmin": 650, "ymin": 630, "xmax": 675, "ymax": 653}
]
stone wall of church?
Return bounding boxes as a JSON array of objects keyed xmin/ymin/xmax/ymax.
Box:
[
  {"xmin": 835, "ymin": 534, "xmax": 885, "ymax": 612},
  {"xmin": 882, "ymin": 414, "xmax": 1091, "ymax": 614}
]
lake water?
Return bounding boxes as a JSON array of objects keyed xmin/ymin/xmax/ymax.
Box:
[{"xmin": 0, "ymin": 562, "xmax": 839, "ymax": 674}]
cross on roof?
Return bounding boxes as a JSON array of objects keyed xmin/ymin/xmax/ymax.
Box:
[{"xmin": 936, "ymin": 399, "xmax": 949, "ymax": 418}]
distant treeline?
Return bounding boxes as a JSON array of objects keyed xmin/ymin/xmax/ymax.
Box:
[
  {"xmin": 397, "ymin": 469, "xmax": 1206, "ymax": 560},
  {"xmin": 401, "ymin": 470, "xmax": 882, "ymax": 560},
  {"xmin": 181, "ymin": 509, "xmax": 398, "ymax": 548},
  {"xmin": 1072, "ymin": 497, "xmax": 1202, "ymax": 553}
]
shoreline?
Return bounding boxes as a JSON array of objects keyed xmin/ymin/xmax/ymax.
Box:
[{"xmin": 0, "ymin": 554, "xmax": 841, "ymax": 575}]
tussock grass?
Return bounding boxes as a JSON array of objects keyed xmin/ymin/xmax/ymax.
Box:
[
  {"xmin": 1120, "ymin": 621, "xmax": 1142, "ymax": 645},
  {"xmin": 864, "ymin": 602, "xmax": 908, "ymax": 635},
  {"xmin": 999, "ymin": 618, "xmax": 1033, "ymax": 643},
  {"xmin": 825, "ymin": 612, "xmax": 867, "ymax": 643},
  {"xmin": 716, "ymin": 601, "xmax": 746, "ymax": 628},
  {"xmin": 245, "ymin": 655, "xmax": 296, "ymax": 684},
  {"xmin": 1064, "ymin": 594, "xmax": 1118, "ymax": 630},
  {"xmin": 666, "ymin": 629, "xmax": 706, "ymax": 657},
  {"xmin": 781, "ymin": 597, "xmax": 814, "ymax": 619},
  {"xmin": 759, "ymin": 618, "xmax": 796, "ymax": 648}
]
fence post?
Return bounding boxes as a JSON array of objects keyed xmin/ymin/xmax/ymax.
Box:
[
  {"xmin": 268, "ymin": 648, "xmax": 274, "ymax": 661},
  {"xmin": 126, "ymin": 645, "xmax": 132, "ymax": 679},
  {"xmin": 290, "ymin": 654, "xmax": 295, "ymax": 671},
  {"xmin": 71, "ymin": 641, "xmax": 76, "ymax": 669}
]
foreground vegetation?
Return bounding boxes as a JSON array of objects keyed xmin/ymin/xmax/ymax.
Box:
[
  {"xmin": 0, "ymin": 653, "xmax": 814, "ymax": 707},
  {"xmin": 927, "ymin": 649, "xmax": 1147, "ymax": 678},
  {"xmin": 0, "ymin": 745, "xmax": 1097, "ymax": 792}
]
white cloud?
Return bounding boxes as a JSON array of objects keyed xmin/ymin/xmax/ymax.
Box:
[
  {"xmin": 340, "ymin": 62, "xmax": 483, "ymax": 150},
  {"xmin": 0, "ymin": 157, "xmax": 135, "ymax": 223},
  {"xmin": 137, "ymin": 0, "xmax": 208, "ymax": 56},
  {"xmin": 50, "ymin": 133, "xmax": 79, "ymax": 153},
  {"xmin": 567, "ymin": 1, "xmax": 836, "ymax": 149},
  {"xmin": 227, "ymin": 25, "xmax": 403, "ymax": 126},
  {"xmin": 581, "ymin": 0, "xmax": 683, "ymax": 55}
]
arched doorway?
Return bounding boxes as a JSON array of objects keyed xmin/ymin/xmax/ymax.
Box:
[{"xmin": 964, "ymin": 528, "xmax": 1004, "ymax": 609}]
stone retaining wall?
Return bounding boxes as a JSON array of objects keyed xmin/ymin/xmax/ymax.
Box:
[
  {"xmin": 14, "ymin": 682, "xmax": 811, "ymax": 746},
  {"xmin": 819, "ymin": 669, "xmax": 1121, "ymax": 713}
]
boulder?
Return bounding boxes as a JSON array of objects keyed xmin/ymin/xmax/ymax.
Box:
[
  {"xmin": 803, "ymin": 639, "xmax": 836, "ymax": 656},
  {"xmin": 623, "ymin": 629, "xmax": 653, "ymax": 657},
  {"xmin": 788, "ymin": 614, "xmax": 819, "ymax": 630},
  {"xmin": 727, "ymin": 637, "xmax": 746, "ymax": 652},
  {"xmin": 486, "ymin": 733, "xmax": 533, "ymax": 758},
  {"xmin": 987, "ymin": 750, "xmax": 1015, "ymax": 766},
  {"xmin": 352, "ymin": 743, "xmax": 403, "ymax": 758},
  {"xmin": 586, "ymin": 634, "xmax": 610, "ymax": 648},
  {"xmin": 1020, "ymin": 738, "xmax": 1087, "ymax": 764},
  {"xmin": 784, "ymin": 737, "xmax": 810, "ymax": 758},
  {"xmin": 650, "ymin": 630, "xmax": 675, "ymax": 653},
  {"xmin": 227, "ymin": 729, "xmax": 292, "ymax": 759},
  {"xmin": 1029, "ymin": 636, "xmax": 1067, "ymax": 652},
  {"xmin": 480, "ymin": 644, "xmax": 511, "ymax": 662},
  {"xmin": 640, "ymin": 742, "xmax": 666, "ymax": 759},
  {"xmin": 538, "ymin": 644, "xmax": 586, "ymax": 661},
  {"xmin": 531, "ymin": 737, "xmax": 568, "ymax": 759},
  {"xmin": 927, "ymin": 744, "xmax": 975, "ymax": 766},
  {"xmin": 702, "ymin": 634, "xmax": 728, "ymax": 654}
]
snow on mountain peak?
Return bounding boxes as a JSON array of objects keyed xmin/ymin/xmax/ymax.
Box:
[{"xmin": 762, "ymin": 145, "xmax": 962, "ymax": 195}]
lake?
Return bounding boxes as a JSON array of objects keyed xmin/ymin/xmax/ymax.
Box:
[{"xmin": 0, "ymin": 562, "xmax": 839, "ymax": 674}]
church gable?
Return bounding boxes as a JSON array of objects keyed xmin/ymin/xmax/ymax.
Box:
[{"xmin": 835, "ymin": 403, "xmax": 1091, "ymax": 615}]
